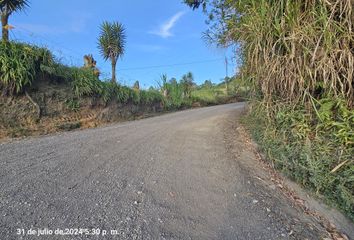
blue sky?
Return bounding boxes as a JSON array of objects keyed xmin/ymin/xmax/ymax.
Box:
[{"xmin": 11, "ymin": 0, "xmax": 236, "ymax": 88}]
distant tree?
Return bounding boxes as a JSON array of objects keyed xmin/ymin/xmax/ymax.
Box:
[
  {"xmin": 169, "ymin": 77, "xmax": 177, "ymax": 85},
  {"xmin": 202, "ymin": 79, "xmax": 213, "ymax": 88},
  {"xmin": 0, "ymin": 0, "xmax": 29, "ymax": 41},
  {"xmin": 180, "ymin": 72, "xmax": 195, "ymax": 98},
  {"xmin": 133, "ymin": 80, "xmax": 140, "ymax": 90},
  {"xmin": 98, "ymin": 21, "xmax": 126, "ymax": 84}
]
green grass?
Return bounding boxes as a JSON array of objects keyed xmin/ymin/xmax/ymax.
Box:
[
  {"xmin": 0, "ymin": 41, "xmax": 53, "ymax": 94},
  {"xmin": 186, "ymin": 0, "xmax": 354, "ymax": 220},
  {"xmin": 191, "ymin": 88, "xmax": 225, "ymax": 105},
  {"xmin": 191, "ymin": 78, "xmax": 249, "ymax": 105},
  {"xmin": 243, "ymin": 100, "xmax": 354, "ymax": 221},
  {"xmin": 0, "ymin": 41, "xmax": 241, "ymax": 117}
]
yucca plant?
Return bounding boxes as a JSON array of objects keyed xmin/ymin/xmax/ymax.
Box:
[
  {"xmin": 98, "ymin": 21, "xmax": 126, "ymax": 84},
  {"xmin": 0, "ymin": 0, "xmax": 30, "ymax": 41}
]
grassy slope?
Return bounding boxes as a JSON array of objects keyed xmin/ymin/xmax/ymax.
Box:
[
  {"xmin": 0, "ymin": 42, "xmax": 241, "ymax": 140},
  {"xmin": 0, "ymin": 82, "xmax": 239, "ymax": 140},
  {"xmin": 242, "ymin": 101, "xmax": 354, "ymax": 222}
]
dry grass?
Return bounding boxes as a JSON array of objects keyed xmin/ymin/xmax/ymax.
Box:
[
  {"xmin": 208, "ymin": 0, "xmax": 354, "ymax": 221},
  {"xmin": 224, "ymin": 0, "xmax": 354, "ymax": 109}
]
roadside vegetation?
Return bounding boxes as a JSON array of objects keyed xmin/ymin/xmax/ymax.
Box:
[
  {"xmin": 0, "ymin": 40, "xmax": 239, "ymax": 106},
  {"xmin": 185, "ymin": 0, "xmax": 354, "ymax": 221},
  {"xmin": 0, "ymin": 1, "xmax": 242, "ymax": 139},
  {"xmin": 0, "ymin": 40, "xmax": 240, "ymax": 138}
]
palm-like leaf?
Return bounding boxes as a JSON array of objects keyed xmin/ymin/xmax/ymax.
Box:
[
  {"xmin": 0, "ymin": 0, "xmax": 29, "ymax": 13},
  {"xmin": 98, "ymin": 21, "xmax": 126, "ymax": 62},
  {"xmin": 98, "ymin": 21, "xmax": 126, "ymax": 83},
  {"xmin": 1, "ymin": 0, "xmax": 29, "ymax": 41}
]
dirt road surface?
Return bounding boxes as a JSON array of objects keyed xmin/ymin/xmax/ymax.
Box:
[{"xmin": 1, "ymin": 103, "xmax": 331, "ymax": 239}]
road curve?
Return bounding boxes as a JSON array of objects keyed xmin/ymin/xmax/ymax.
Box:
[{"xmin": 0, "ymin": 103, "xmax": 326, "ymax": 239}]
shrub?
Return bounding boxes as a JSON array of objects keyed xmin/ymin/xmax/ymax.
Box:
[
  {"xmin": 116, "ymin": 86, "xmax": 134, "ymax": 104},
  {"xmin": 163, "ymin": 82, "xmax": 184, "ymax": 110},
  {"xmin": 0, "ymin": 41, "xmax": 52, "ymax": 94},
  {"xmin": 140, "ymin": 89, "xmax": 163, "ymax": 105},
  {"xmin": 64, "ymin": 98, "xmax": 80, "ymax": 111},
  {"xmin": 40, "ymin": 62, "xmax": 74, "ymax": 82},
  {"xmin": 132, "ymin": 89, "xmax": 141, "ymax": 104},
  {"xmin": 71, "ymin": 68, "xmax": 101, "ymax": 97},
  {"xmin": 98, "ymin": 81, "xmax": 118, "ymax": 103},
  {"xmin": 187, "ymin": 0, "xmax": 354, "ymax": 220},
  {"xmin": 243, "ymin": 99, "xmax": 354, "ymax": 221}
]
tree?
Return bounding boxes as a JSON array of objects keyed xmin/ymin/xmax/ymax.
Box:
[
  {"xmin": 133, "ymin": 80, "xmax": 140, "ymax": 90},
  {"xmin": 202, "ymin": 80, "xmax": 213, "ymax": 88},
  {"xmin": 183, "ymin": 0, "xmax": 206, "ymax": 10},
  {"xmin": 98, "ymin": 21, "xmax": 126, "ymax": 84},
  {"xmin": 180, "ymin": 72, "xmax": 195, "ymax": 98},
  {"xmin": 169, "ymin": 77, "xmax": 177, "ymax": 85},
  {"xmin": 0, "ymin": 0, "xmax": 29, "ymax": 42}
]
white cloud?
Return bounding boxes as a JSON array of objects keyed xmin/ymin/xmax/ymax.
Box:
[{"xmin": 149, "ymin": 11, "xmax": 185, "ymax": 38}]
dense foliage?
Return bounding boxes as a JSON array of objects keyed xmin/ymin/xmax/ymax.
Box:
[
  {"xmin": 98, "ymin": 21, "xmax": 126, "ymax": 83},
  {"xmin": 0, "ymin": 41, "xmax": 236, "ymax": 112},
  {"xmin": 186, "ymin": 0, "xmax": 354, "ymax": 220},
  {"xmin": 0, "ymin": 41, "xmax": 52, "ymax": 94}
]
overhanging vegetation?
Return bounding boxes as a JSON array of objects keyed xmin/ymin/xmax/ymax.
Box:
[{"xmin": 185, "ymin": 0, "xmax": 354, "ymax": 220}]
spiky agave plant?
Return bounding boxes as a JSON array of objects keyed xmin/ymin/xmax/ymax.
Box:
[
  {"xmin": 0, "ymin": 0, "xmax": 30, "ymax": 41},
  {"xmin": 98, "ymin": 21, "xmax": 126, "ymax": 84}
]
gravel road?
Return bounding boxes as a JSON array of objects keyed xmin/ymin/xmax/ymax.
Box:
[{"xmin": 0, "ymin": 103, "xmax": 328, "ymax": 239}]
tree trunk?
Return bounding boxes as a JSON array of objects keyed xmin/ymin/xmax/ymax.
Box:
[
  {"xmin": 1, "ymin": 13, "xmax": 10, "ymax": 42},
  {"xmin": 25, "ymin": 90, "xmax": 41, "ymax": 120},
  {"xmin": 111, "ymin": 59, "xmax": 117, "ymax": 84}
]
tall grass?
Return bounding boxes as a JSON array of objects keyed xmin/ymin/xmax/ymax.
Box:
[
  {"xmin": 244, "ymin": 99, "xmax": 354, "ymax": 220},
  {"xmin": 237, "ymin": 0, "xmax": 354, "ymax": 219},
  {"xmin": 0, "ymin": 41, "xmax": 166, "ymax": 109},
  {"xmin": 0, "ymin": 41, "xmax": 237, "ymax": 110},
  {"xmin": 187, "ymin": 0, "xmax": 354, "ymax": 219},
  {"xmin": 71, "ymin": 68, "xmax": 102, "ymax": 97},
  {"xmin": 0, "ymin": 41, "xmax": 52, "ymax": 94},
  {"xmin": 163, "ymin": 79, "xmax": 186, "ymax": 109}
]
